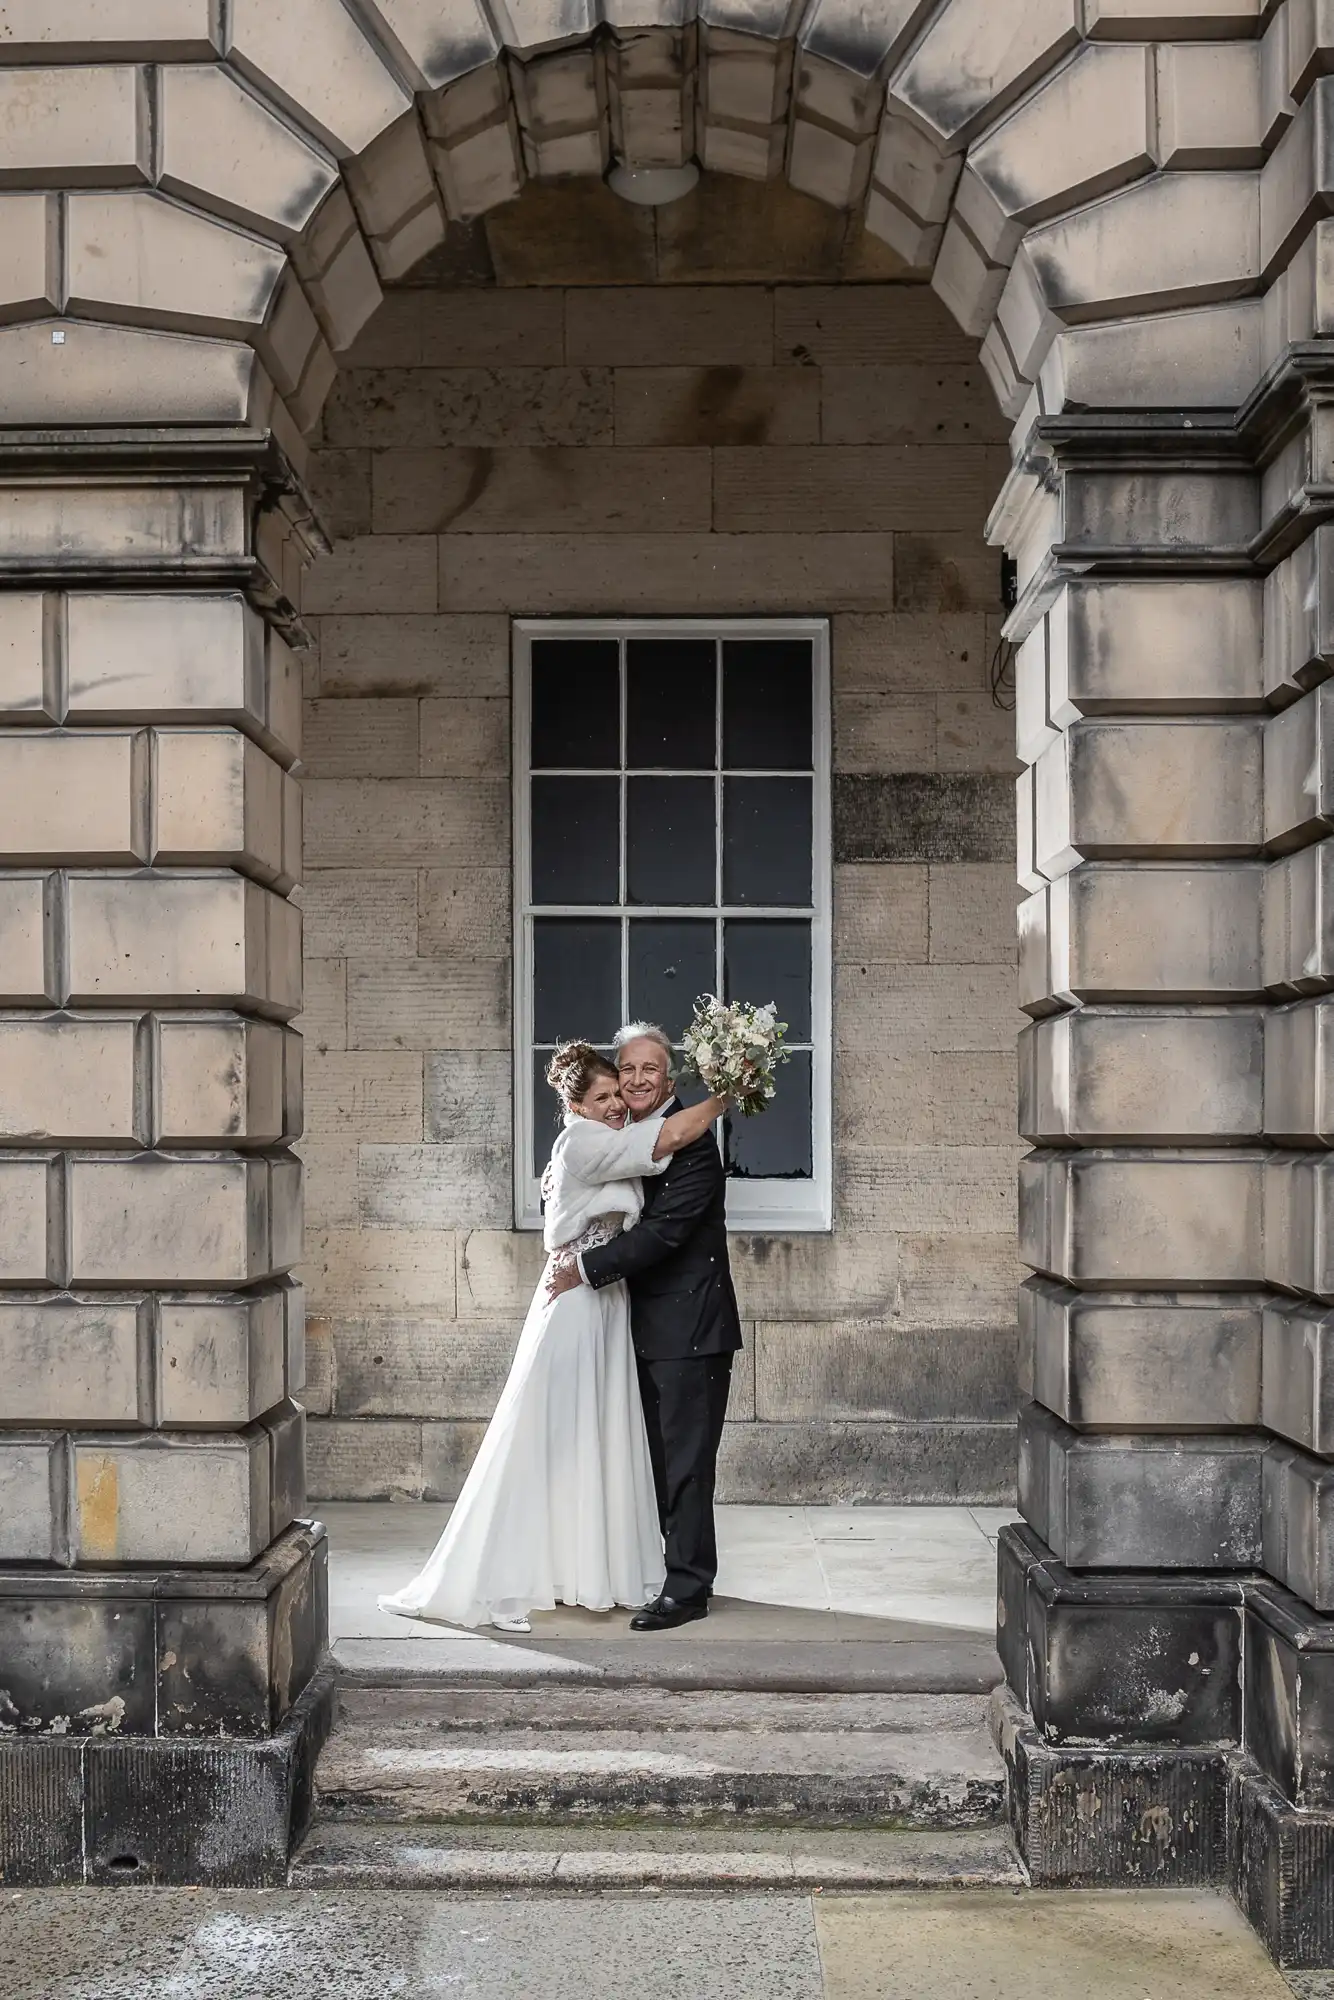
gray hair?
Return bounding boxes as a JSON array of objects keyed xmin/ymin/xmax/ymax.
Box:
[{"xmin": 612, "ymin": 1021, "xmax": 675, "ymax": 1070}]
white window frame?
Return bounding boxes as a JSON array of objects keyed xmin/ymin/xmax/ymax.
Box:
[{"xmin": 512, "ymin": 615, "xmax": 832, "ymax": 1234}]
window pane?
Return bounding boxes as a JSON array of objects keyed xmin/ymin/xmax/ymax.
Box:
[
  {"xmin": 627, "ymin": 638, "xmax": 716, "ymax": 769},
  {"xmin": 531, "ymin": 638, "xmax": 619, "ymax": 768},
  {"xmin": 627, "ymin": 776, "xmax": 715, "ymax": 905},
  {"xmin": 629, "ymin": 919, "xmax": 716, "ymax": 1045},
  {"xmin": 534, "ymin": 918, "xmax": 620, "ymax": 1045},
  {"xmin": 531, "ymin": 776, "xmax": 620, "ymax": 905},
  {"xmin": 723, "ymin": 777, "xmax": 812, "ymax": 906},
  {"xmin": 725, "ymin": 1050, "xmax": 812, "ymax": 1179},
  {"xmin": 724, "ymin": 920, "xmax": 811, "ymax": 1041},
  {"xmin": 723, "ymin": 639, "xmax": 813, "ymax": 770}
]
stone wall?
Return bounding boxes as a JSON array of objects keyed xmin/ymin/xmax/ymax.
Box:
[{"xmin": 298, "ymin": 274, "xmax": 1022, "ymax": 1505}]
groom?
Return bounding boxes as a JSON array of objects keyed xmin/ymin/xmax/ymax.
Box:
[{"xmin": 548, "ymin": 1022, "xmax": 742, "ymax": 1629}]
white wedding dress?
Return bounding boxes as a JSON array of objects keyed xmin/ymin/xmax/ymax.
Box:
[{"xmin": 377, "ymin": 1110, "xmax": 669, "ymax": 1628}]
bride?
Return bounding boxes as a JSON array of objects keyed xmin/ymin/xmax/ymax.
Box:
[{"xmin": 378, "ymin": 1040, "xmax": 728, "ymax": 1632}]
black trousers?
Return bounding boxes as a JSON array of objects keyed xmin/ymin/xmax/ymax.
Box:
[{"xmin": 635, "ymin": 1352, "xmax": 733, "ymax": 1604}]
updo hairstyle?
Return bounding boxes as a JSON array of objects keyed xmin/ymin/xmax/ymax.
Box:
[{"xmin": 546, "ymin": 1040, "xmax": 618, "ymax": 1109}]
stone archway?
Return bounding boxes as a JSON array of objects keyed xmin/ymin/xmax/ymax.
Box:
[{"xmin": 2, "ymin": 1, "xmax": 1334, "ymax": 1958}]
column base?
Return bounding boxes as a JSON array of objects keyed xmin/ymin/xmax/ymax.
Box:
[{"xmin": 0, "ymin": 1660, "xmax": 336, "ymax": 1886}]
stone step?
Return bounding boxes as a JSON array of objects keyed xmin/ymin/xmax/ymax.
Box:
[
  {"xmin": 290, "ymin": 1819, "xmax": 1025, "ymax": 1892},
  {"xmin": 313, "ymin": 1686, "xmax": 1006, "ymax": 1830}
]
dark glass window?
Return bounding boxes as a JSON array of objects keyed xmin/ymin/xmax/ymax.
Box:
[
  {"xmin": 723, "ymin": 777, "xmax": 813, "ymax": 906},
  {"xmin": 522, "ymin": 628, "xmax": 825, "ymax": 1206},
  {"xmin": 531, "ymin": 638, "xmax": 619, "ymax": 768},
  {"xmin": 629, "ymin": 919, "xmax": 716, "ymax": 1045},
  {"xmin": 723, "ymin": 639, "xmax": 813, "ymax": 770},
  {"xmin": 627, "ymin": 639, "xmax": 715, "ymax": 768},
  {"xmin": 531, "ymin": 776, "xmax": 619, "ymax": 905},
  {"xmin": 627, "ymin": 777, "xmax": 716, "ymax": 905}
]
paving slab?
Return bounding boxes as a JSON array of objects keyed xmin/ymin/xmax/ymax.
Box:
[{"xmin": 813, "ymin": 1890, "xmax": 1293, "ymax": 2000}]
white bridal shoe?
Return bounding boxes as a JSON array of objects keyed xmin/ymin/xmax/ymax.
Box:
[{"xmin": 490, "ymin": 1612, "xmax": 532, "ymax": 1633}]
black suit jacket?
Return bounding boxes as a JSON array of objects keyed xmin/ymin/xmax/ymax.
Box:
[{"xmin": 580, "ymin": 1101, "xmax": 743, "ymax": 1362}]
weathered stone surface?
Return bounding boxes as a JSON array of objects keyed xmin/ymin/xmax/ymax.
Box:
[
  {"xmin": 0, "ymin": 64, "xmax": 151, "ymax": 187},
  {"xmin": 331, "ymin": 1315, "xmax": 520, "ymax": 1418},
  {"xmin": 304, "ymin": 778, "xmax": 508, "ymax": 868},
  {"xmin": 1264, "ymin": 842, "xmax": 1334, "ymax": 996},
  {"xmin": 67, "ymin": 1154, "xmax": 296, "ymax": 1286},
  {"xmin": 373, "ymin": 447, "xmax": 712, "ymax": 535},
  {"xmin": 455, "ymin": 1229, "xmax": 546, "ymax": 1318},
  {"xmin": 417, "ymin": 868, "xmax": 510, "ymax": 958},
  {"xmin": 1019, "ymin": 1402, "xmax": 1265, "ymax": 1569},
  {"xmin": 717, "ymin": 1420, "xmax": 1015, "ymax": 1506},
  {"xmin": 1265, "ymin": 997, "xmax": 1334, "ymax": 1142},
  {"xmin": 305, "ymin": 1051, "xmax": 423, "ymax": 1141},
  {"xmin": 754, "ymin": 1321, "xmax": 1016, "ymax": 1423},
  {"xmin": 614, "ymin": 367, "xmax": 821, "ymax": 446},
  {"xmin": 1024, "ymin": 1277, "xmax": 1264, "ymax": 1430},
  {"xmin": 1029, "ymin": 863, "xmax": 1265, "ymax": 1009},
  {"xmin": 315, "ymin": 613, "xmax": 508, "ymax": 698},
  {"xmin": 0, "ymin": 1437, "xmax": 64, "ymax": 1561},
  {"xmin": 302, "ymin": 871, "xmax": 419, "ymax": 957},
  {"xmin": 1019, "ymin": 1148, "xmax": 1263, "ymax": 1287},
  {"xmin": 305, "ymin": 1226, "xmax": 457, "ymax": 1315},
  {"xmin": 1265, "ymin": 682, "xmax": 1334, "ymax": 853},
  {"xmin": 156, "ymin": 1290, "xmax": 287, "ymax": 1428},
  {"xmin": 0, "ymin": 1294, "xmax": 146, "ymax": 1426},
  {"xmin": 1034, "ymin": 720, "xmax": 1262, "ymax": 875},
  {"xmin": 347, "ymin": 960, "xmax": 508, "ymax": 1050},
  {"xmin": 306, "ymin": 1414, "xmax": 422, "ymax": 1501},
  {"xmin": 1019, "ymin": 1008, "xmax": 1263, "ymax": 1143},
  {"xmin": 0, "ymin": 1155, "xmax": 54, "ymax": 1282},
  {"xmin": 0, "ymin": 1014, "xmax": 140, "ymax": 1145},
  {"xmin": 1264, "ymin": 1298, "xmax": 1334, "ymax": 1457},
  {"xmin": 1263, "ymin": 1441, "xmax": 1334, "ymax": 1610},
  {"xmin": 834, "ymin": 774, "xmax": 1012, "ymax": 862},
  {"xmin": 69, "ymin": 1428, "xmax": 273, "ymax": 1564},
  {"xmin": 322, "ymin": 368, "xmax": 613, "ymax": 450},
  {"xmin": 0, "ymin": 730, "xmax": 147, "ymax": 864},
  {"xmin": 67, "ymin": 873, "xmax": 300, "ymax": 1017},
  {"xmin": 359, "ymin": 1143, "xmax": 510, "ymax": 1229},
  {"xmin": 834, "ymin": 863, "xmax": 929, "ymax": 963}
]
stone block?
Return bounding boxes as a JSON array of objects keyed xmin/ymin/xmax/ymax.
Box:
[
  {"xmin": 66, "ymin": 191, "xmax": 283, "ymax": 335},
  {"xmin": 754, "ymin": 1320, "xmax": 1016, "ymax": 1423},
  {"xmin": 1019, "ymin": 1147, "xmax": 1264, "ymax": 1287},
  {"xmin": 418, "ymin": 867, "xmax": 510, "ymax": 958},
  {"xmin": 301, "ymin": 698, "xmax": 417, "ymax": 779},
  {"xmin": 265, "ymin": 1397, "xmax": 306, "ymax": 1538},
  {"xmin": 0, "ymin": 730, "xmax": 147, "ymax": 864},
  {"xmin": 0, "ymin": 1014, "xmax": 140, "ymax": 1145},
  {"xmin": 1060, "ymin": 463, "xmax": 1256, "ymax": 561},
  {"xmin": 228, "ymin": 0, "xmax": 408, "ymax": 158},
  {"xmin": 0, "ymin": 65, "xmax": 150, "ymax": 187},
  {"xmin": 359, "ymin": 1143, "xmax": 510, "ymax": 1230},
  {"xmin": 713, "ymin": 445, "xmax": 996, "ymax": 536},
  {"xmin": 67, "ymin": 1153, "xmax": 288, "ymax": 1286},
  {"xmin": 322, "ymin": 367, "xmax": 613, "ymax": 451},
  {"xmin": 1244, "ymin": 1583, "xmax": 1334, "ymax": 1813},
  {"xmin": 1038, "ymin": 863, "xmax": 1265, "ymax": 1006},
  {"xmin": 1264, "ymin": 1440, "xmax": 1334, "ymax": 1610},
  {"xmin": 566, "ymin": 286, "xmax": 773, "ymax": 367},
  {"xmin": 1040, "ymin": 300, "xmax": 1264, "ymax": 414},
  {"xmin": 834, "ymin": 692, "xmax": 935, "ymax": 772},
  {"xmin": 613, "ymin": 367, "xmax": 821, "ymax": 446},
  {"xmin": 1018, "ymin": 1401, "xmax": 1265, "ymax": 1569},
  {"xmin": 331, "ymin": 1315, "xmax": 519, "ymax": 1418},
  {"xmin": 927, "ymin": 864, "xmax": 1018, "ymax": 965},
  {"xmin": 421, "ymin": 1420, "xmax": 488, "ymax": 1501},
  {"xmin": 297, "ymin": 1137, "xmax": 356, "ymax": 1228},
  {"xmin": 152, "ymin": 730, "xmax": 292, "ymax": 887},
  {"xmin": 347, "ymin": 959, "xmax": 508, "ymax": 1050},
  {"xmin": 438, "ymin": 533, "xmax": 900, "ymax": 615},
  {"xmin": 1024, "ymin": 1276, "xmax": 1264, "ymax": 1430},
  {"xmin": 298, "ymin": 960, "xmax": 346, "ymax": 1054},
  {"xmin": 1264, "ymin": 1298, "xmax": 1334, "ymax": 1455},
  {"xmin": 774, "ymin": 284, "xmax": 975, "ymax": 367},
  {"xmin": 834, "ymin": 774, "xmax": 1012, "ymax": 864},
  {"xmin": 373, "ymin": 446, "xmax": 712, "ymax": 535},
  {"xmin": 305, "ymin": 1225, "xmax": 457, "ymax": 1315},
  {"xmin": 67, "ymin": 873, "xmax": 299, "ymax": 1018},
  {"xmin": 0, "ymin": 1437, "xmax": 64, "ymax": 1561},
  {"xmin": 302, "ymin": 871, "xmax": 418, "ymax": 957},
  {"xmin": 70, "ymin": 1427, "xmax": 271, "ymax": 1564},
  {"xmin": 305, "ymin": 778, "xmax": 508, "ymax": 868},
  {"xmin": 0, "ymin": 1155, "xmax": 54, "ymax": 1282},
  {"xmin": 305, "ymin": 1416, "xmax": 424, "ymax": 1500},
  {"xmin": 423, "ymin": 1050, "xmax": 511, "ymax": 1147},
  {"xmin": 417, "ymin": 697, "xmax": 508, "ymax": 778},
  {"xmin": 833, "ymin": 614, "xmax": 989, "ymax": 693},
  {"xmin": 833, "ymin": 863, "xmax": 928, "ymax": 963},
  {"xmin": 0, "ymin": 592, "xmax": 55, "ymax": 722},
  {"xmin": 316, "ymin": 612, "xmax": 508, "ymax": 697},
  {"xmin": 301, "ymin": 536, "xmax": 437, "ymax": 616},
  {"xmin": 455, "ymin": 1229, "xmax": 547, "ymax": 1318},
  {"xmin": 821, "ymin": 364, "xmax": 1004, "ymax": 446},
  {"xmin": 1265, "ymin": 682, "xmax": 1334, "ymax": 853},
  {"xmin": 1264, "ymin": 841, "xmax": 1334, "ymax": 995},
  {"xmin": 0, "ymin": 192, "xmax": 55, "ymax": 320},
  {"xmin": 935, "ymin": 691, "xmax": 1018, "ymax": 774},
  {"xmin": 305, "ymin": 1051, "xmax": 422, "ymax": 1140},
  {"xmin": 836, "ymin": 1145, "xmax": 1016, "ymax": 1236},
  {"xmin": 345, "ymin": 108, "xmax": 445, "ymax": 283},
  {"xmin": 730, "ymin": 1231, "xmax": 899, "ymax": 1321},
  {"xmin": 1264, "ymin": 526, "xmax": 1334, "ymax": 703},
  {"xmin": 65, "ymin": 593, "xmax": 298, "ymax": 764},
  {"xmin": 1157, "ymin": 42, "xmax": 1264, "ymax": 168},
  {"xmin": 715, "ymin": 1418, "xmax": 1015, "ymax": 1506},
  {"xmin": 0, "ymin": 1294, "xmax": 147, "ymax": 1426},
  {"xmin": 1265, "ymin": 997, "xmax": 1334, "ymax": 1141},
  {"xmin": 1034, "ymin": 720, "xmax": 1261, "ymax": 875},
  {"xmin": 157, "ymin": 62, "xmax": 336, "ymax": 239},
  {"xmin": 1085, "ymin": 1, "xmax": 1260, "ymax": 31},
  {"xmin": 157, "ymin": 1289, "xmax": 286, "ymax": 1428},
  {"xmin": 0, "ymin": 472, "xmax": 247, "ymax": 571},
  {"xmin": 897, "ymin": 1232, "xmax": 1019, "ymax": 1329},
  {"xmin": 1019, "ymin": 1007, "xmax": 1263, "ymax": 1143},
  {"xmin": 155, "ymin": 1017, "xmax": 291, "ymax": 1147}
]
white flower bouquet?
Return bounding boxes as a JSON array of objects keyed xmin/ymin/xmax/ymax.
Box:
[{"xmin": 679, "ymin": 994, "xmax": 790, "ymax": 1117}]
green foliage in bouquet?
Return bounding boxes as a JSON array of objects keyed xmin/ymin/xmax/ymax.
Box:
[{"xmin": 678, "ymin": 994, "xmax": 791, "ymax": 1117}]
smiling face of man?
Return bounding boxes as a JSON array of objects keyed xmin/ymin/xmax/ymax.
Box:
[{"xmin": 616, "ymin": 1035, "xmax": 673, "ymax": 1121}]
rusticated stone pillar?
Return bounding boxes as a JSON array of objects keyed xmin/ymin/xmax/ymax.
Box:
[
  {"xmin": 0, "ymin": 434, "xmax": 328, "ymax": 1886},
  {"xmin": 993, "ymin": 320, "xmax": 1334, "ymax": 1951}
]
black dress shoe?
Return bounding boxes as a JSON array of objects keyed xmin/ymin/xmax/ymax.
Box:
[{"xmin": 630, "ymin": 1593, "xmax": 708, "ymax": 1632}]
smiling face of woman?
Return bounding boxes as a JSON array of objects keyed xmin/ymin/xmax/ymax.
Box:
[{"xmin": 575, "ymin": 1071, "xmax": 627, "ymax": 1128}]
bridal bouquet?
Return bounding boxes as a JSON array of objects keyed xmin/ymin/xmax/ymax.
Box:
[{"xmin": 680, "ymin": 994, "xmax": 790, "ymax": 1117}]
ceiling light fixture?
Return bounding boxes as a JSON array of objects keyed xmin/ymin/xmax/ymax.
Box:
[{"xmin": 607, "ymin": 161, "xmax": 700, "ymax": 206}]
